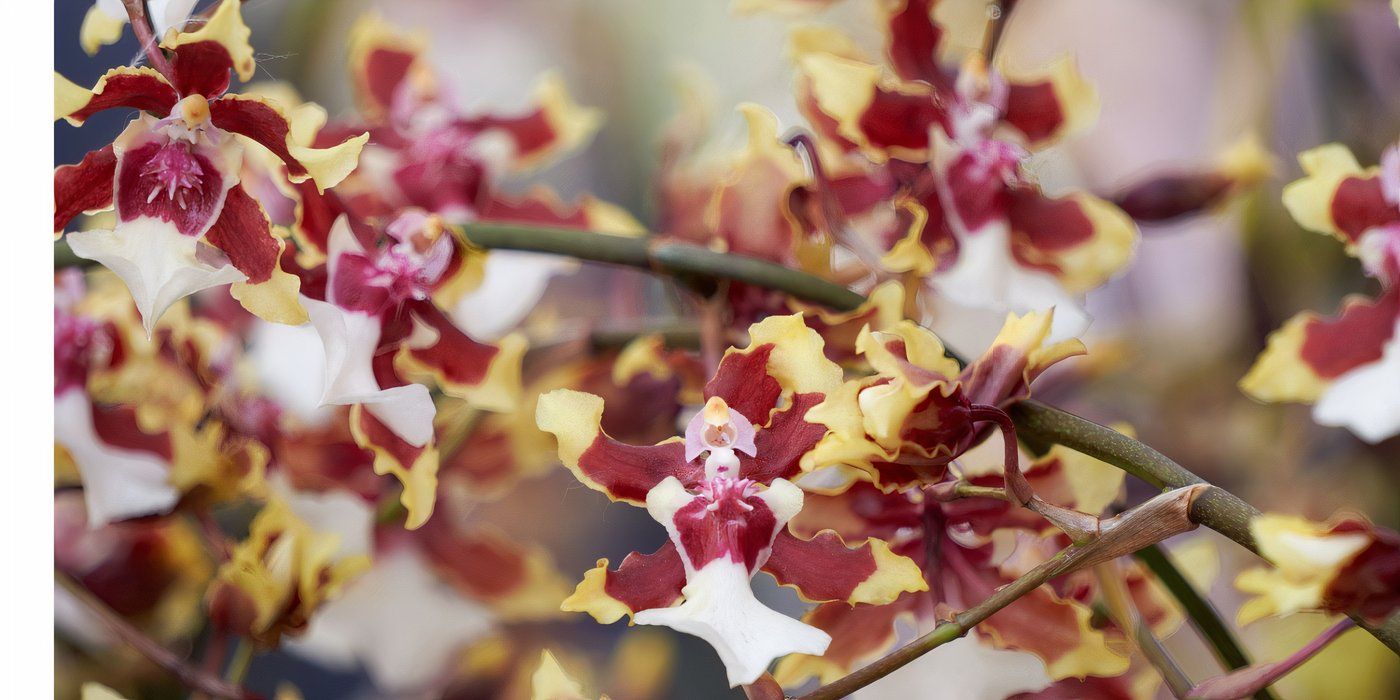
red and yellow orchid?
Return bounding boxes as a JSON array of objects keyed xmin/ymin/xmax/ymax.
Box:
[{"xmin": 55, "ymin": 0, "xmax": 367, "ymax": 333}]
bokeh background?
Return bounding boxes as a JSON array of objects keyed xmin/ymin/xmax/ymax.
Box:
[{"xmin": 54, "ymin": 0, "xmax": 1400, "ymax": 697}]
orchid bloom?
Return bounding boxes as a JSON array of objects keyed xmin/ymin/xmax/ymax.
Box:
[
  {"xmin": 54, "ymin": 272, "xmax": 179, "ymax": 527},
  {"xmin": 291, "ymin": 213, "xmax": 525, "ymax": 528},
  {"xmin": 55, "ymin": 0, "xmax": 368, "ymax": 334},
  {"xmin": 803, "ymin": 310, "xmax": 1083, "ymax": 491},
  {"xmin": 1236, "ymin": 513, "xmax": 1400, "ymax": 626},
  {"xmin": 1242, "ymin": 142, "xmax": 1400, "ymax": 442},
  {"xmin": 78, "ymin": 0, "xmax": 197, "ymax": 56},
  {"xmin": 537, "ymin": 315, "xmax": 926, "ymax": 686},
  {"xmin": 788, "ymin": 0, "xmax": 1136, "ymax": 347},
  {"xmin": 206, "ymin": 499, "xmax": 370, "ymax": 647},
  {"xmin": 776, "ymin": 443, "xmax": 1153, "ymax": 690},
  {"xmin": 335, "ymin": 14, "xmax": 602, "ymax": 221}
]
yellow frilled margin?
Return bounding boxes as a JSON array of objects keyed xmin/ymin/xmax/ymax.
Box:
[{"xmin": 161, "ymin": 0, "xmax": 256, "ymax": 82}]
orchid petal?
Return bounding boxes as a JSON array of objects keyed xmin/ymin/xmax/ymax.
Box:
[
  {"xmin": 67, "ymin": 221, "xmax": 246, "ymax": 335},
  {"xmin": 54, "ymin": 391, "xmax": 178, "ymax": 528}
]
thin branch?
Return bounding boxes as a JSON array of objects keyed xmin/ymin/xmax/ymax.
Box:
[
  {"xmin": 56, "ymin": 572, "xmax": 262, "ymax": 700},
  {"xmin": 980, "ymin": 0, "xmax": 1020, "ymax": 61},
  {"xmin": 121, "ymin": 0, "xmax": 175, "ymax": 77},
  {"xmin": 1095, "ymin": 563, "xmax": 1193, "ymax": 698},
  {"xmin": 1134, "ymin": 544, "xmax": 1275, "ymax": 700}
]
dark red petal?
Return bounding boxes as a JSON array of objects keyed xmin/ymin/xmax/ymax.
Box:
[
  {"xmin": 414, "ymin": 521, "xmax": 531, "ymax": 601},
  {"xmin": 857, "ymin": 87, "xmax": 944, "ymax": 153},
  {"xmin": 204, "ymin": 184, "xmax": 278, "ymax": 283},
  {"xmin": 403, "ymin": 302, "xmax": 503, "ymax": 387},
  {"xmin": 1003, "ymin": 79, "xmax": 1068, "ymax": 145},
  {"xmin": 886, "ymin": 0, "xmax": 947, "ymax": 87},
  {"xmin": 1007, "ymin": 187, "xmax": 1095, "ymax": 253},
  {"xmin": 1300, "ymin": 287, "xmax": 1400, "ymax": 379},
  {"xmin": 169, "ymin": 41, "xmax": 234, "ymax": 98},
  {"xmin": 741, "ymin": 392, "xmax": 829, "ymax": 483},
  {"xmin": 601, "ymin": 542, "xmax": 688, "ymax": 613},
  {"xmin": 577, "ymin": 436, "xmax": 699, "ymax": 501},
  {"xmin": 209, "ymin": 97, "xmax": 310, "ymax": 179},
  {"xmin": 55, "ymin": 145, "xmax": 116, "ymax": 234},
  {"xmin": 1332, "ymin": 176, "xmax": 1399, "ymax": 243},
  {"xmin": 61, "ymin": 70, "xmax": 178, "ymax": 124},
  {"xmin": 704, "ymin": 343, "xmax": 782, "ymax": 425},
  {"xmin": 763, "ymin": 530, "xmax": 879, "ymax": 602},
  {"xmin": 90, "ymin": 403, "xmax": 173, "ymax": 460}
]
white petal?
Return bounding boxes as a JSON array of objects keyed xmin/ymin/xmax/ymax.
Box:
[
  {"xmin": 67, "ymin": 220, "xmax": 246, "ymax": 336},
  {"xmin": 854, "ymin": 634, "xmax": 1052, "ymax": 700},
  {"xmin": 272, "ymin": 475, "xmax": 375, "ymax": 561},
  {"xmin": 638, "ymin": 476, "xmax": 828, "ymax": 687},
  {"xmin": 450, "ymin": 252, "xmax": 574, "ymax": 341},
  {"xmin": 288, "ymin": 549, "xmax": 494, "ymax": 694},
  {"xmin": 147, "ymin": 0, "xmax": 198, "ymax": 35},
  {"xmin": 94, "ymin": 0, "xmax": 127, "ymax": 23},
  {"xmin": 247, "ymin": 321, "xmax": 335, "ymax": 428},
  {"xmin": 635, "ymin": 559, "xmax": 831, "ymax": 687},
  {"xmin": 929, "ymin": 225, "xmax": 1090, "ymax": 350},
  {"xmin": 54, "ymin": 390, "xmax": 178, "ymax": 528},
  {"xmin": 302, "ymin": 297, "xmax": 436, "ymax": 446},
  {"xmin": 1313, "ymin": 319, "xmax": 1400, "ymax": 443}
]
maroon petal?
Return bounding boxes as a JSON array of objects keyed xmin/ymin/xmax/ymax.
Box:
[{"xmin": 55, "ymin": 145, "xmax": 116, "ymax": 234}]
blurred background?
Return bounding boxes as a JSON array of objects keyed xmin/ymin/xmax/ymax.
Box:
[{"xmin": 55, "ymin": 0, "xmax": 1400, "ymax": 697}]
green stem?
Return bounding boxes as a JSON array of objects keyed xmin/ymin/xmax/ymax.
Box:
[
  {"xmin": 447, "ymin": 223, "xmax": 1400, "ymax": 654},
  {"xmin": 1134, "ymin": 543, "xmax": 1275, "ymax": 700},
  {"xmin": 224, "ymin": 639, "xmax": 254, "ymax": 686}
]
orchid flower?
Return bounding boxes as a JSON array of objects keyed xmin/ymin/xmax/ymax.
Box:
[
  {"xmin": 803, "ymin": 310, "xmax": 1083, "ymax": 491},
  {"xmin": 787, "ymin": 0, "xmax": 1137, "ymax": 348},
  {"xmin": 1243, "ymin": 141, "xmax": 1400, "ymax": 442},
  {"xmin": 775, "ymin": 444, "xmax": 1153, "ymax": 691},
  {"xmin": 1236, "ymin": 512, "xmax": 1400, "ymax": 626},
  {"xmin": 288, "ymin": 212, "xmax": 525, "ymax": 528},
  {"xmin": 537, "ymin": 315, "xmax": 926, "ymax": 686},
  {"xmin": 55, "ymin": 0, "xmax": 368, "ymax": 334}
]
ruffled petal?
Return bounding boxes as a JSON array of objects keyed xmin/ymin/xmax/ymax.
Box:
[
  {"xmin": 203, "ymin": 184, "xmax": 308, "ymax": 324},
  {"xmin": 1007, "ymin": 189, "xmax": 1137, "ymax": 294},
  {"xmin": 346, "ymin": 13, "xmax": 428, "ymax": 122},
  {"xmin": 55, "ymin": 67, "xmax": 178, "ymax": 125},
  {"xmin": 562, "ymin": 543, "xmax": 687, "ymax": 623},
  {"xmin": 160, "ymin": 0, "xmax": 255, "ymax": 96},
  {"xmin": 467, "ymin": 72, "xmax": 602, "ymax": 173},
  {"xmin": 798, "ymin": 53, "xmax": 943, "ymax": 163},
  {"xmin": 210, "ymin": 95, "xmax": 369, "ymax": 191},
  {"xmin": 67, "ymin": 220, "xmax": 246, "ymax": 335},
  {"xmin": 1001, "ymin": 57, "xmax": 1099, "ymax": 145},
  {"xmin": 1242, "ymin": 289, "xmax": 1400, "ymax": 404},
  {"xmin": 762, "ymin": 528, "xmax": 926, "ymax": 604},
  {"xmin": 302, "ymin": 297, "xmax": 436, "ymax": 447},
  {"xmin": 535, "ymin": 389, "xmax": 696, "ymax": 503},
  {"xmin": 397, "ymin": 301, "xmax": 525, "ymax": 412},
  {"xmin": 1282, "ymin": 143, "xmax": 1398, "ymax": 248},
  {"xmin": 55, "ymin": 144, "xmax": 117, "ymax": 235},
  {"xmin": 54, "ymin": 390, "xmax": 178, "ymax": 528},
  {"xmin": 348, "ymin": 405, "xmax": 438, "ymax": 529}
]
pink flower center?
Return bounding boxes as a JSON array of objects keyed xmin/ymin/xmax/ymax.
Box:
[{"xmin": 140, "ymin": 142, "xmax": 207, "ymax": 210}]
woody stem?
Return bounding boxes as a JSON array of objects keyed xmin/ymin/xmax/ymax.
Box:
[
  {"xmin": 121, "ymin": 0, "xmax": 176, "ymax": 78},
  {"xmin": 56, "ymin": 572, "xmax": 261, "ymax": 700}
]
